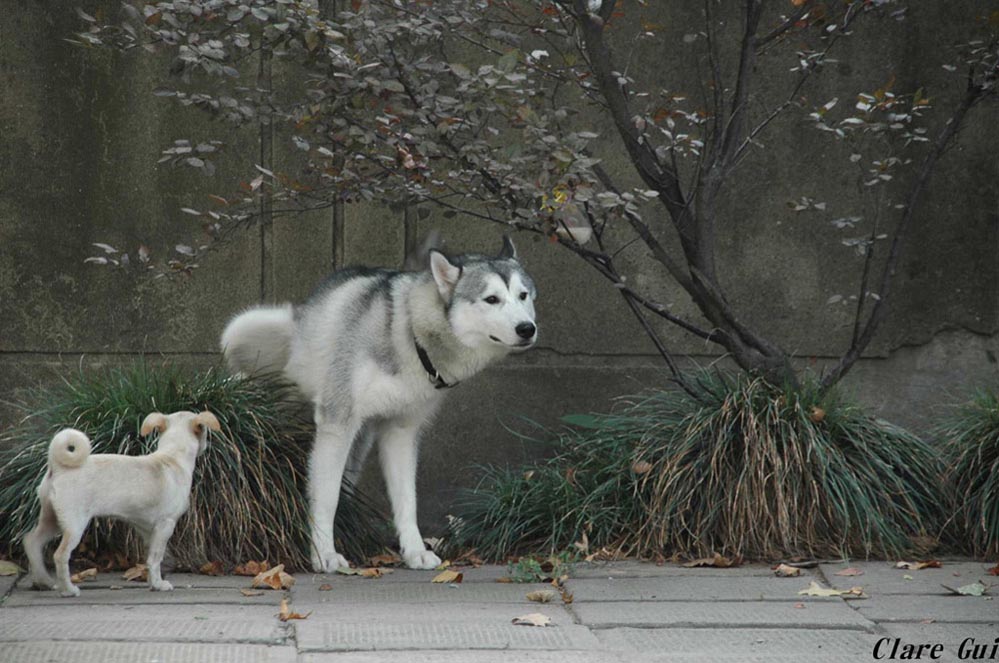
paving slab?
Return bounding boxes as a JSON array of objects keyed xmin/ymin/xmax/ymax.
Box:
[
  {"xmin": 821, "ymin": 562, "xmax": 996, "ymax": 594},
  {"xmin": 566, "ymin": 575, "xmax": 834, "ymax": 602},
  {"xmin": 573, "ymin": 562, "xmax": 781, "ymax": 579},
  {"xmin": 596, "ymin": 627, "xmax": 881, "ymax": 657},
  {"xmin": 571, "ymin": 600, "xmax": 875, "ymax": 630},
  {"xmin": 6, "ymin": 585, "xmax": 285, "ymax": 607},
  {"xmin": 294, "ymin": 578, "xmax": 550, "ymax": 605},
  {"xmin": 1, "ymin": 641, "xmax": 297, "ymax": 663},
  {"xmin": 16, "ymin": 572, "xmax": 258, "ymax": 591},
  {"xmin": 0, "ymin": 604, "xmax": 286, "ymax": 644},
  {"xmin": 300, "ymin": 566, "xmax": 515, "ymax": 584},
  {"xmin": 299, "ymin": 652, "xmax": 621, "ymax": 663},
  {"xmin": 882, "ymin": 623, "xmax": 999, "ymax": 647},
  {"xmin": 292, "ymin": 603, "xmax": 599, "ymax": 651},
  {"xmin": 855, "ymin": 595, "xmax": 999, "ymax": 623}
]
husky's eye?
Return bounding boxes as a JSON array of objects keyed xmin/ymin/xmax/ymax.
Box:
[
  {"xmin": 519, "ymin": 292, "xmax": 528, "ymax": 300},
  {"xmin": 484, "ymin": 295, "xmax": 500, "ymax": 305}
]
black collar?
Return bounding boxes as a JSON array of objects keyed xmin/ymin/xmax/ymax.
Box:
[{"xmin": 414, "ymin": 339, "xmax": 457, "ymax": 390}]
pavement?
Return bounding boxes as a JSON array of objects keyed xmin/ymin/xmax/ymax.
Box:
[{"xmin": 1, "ymin": 559, "xmax": 996, "ymax": 662}]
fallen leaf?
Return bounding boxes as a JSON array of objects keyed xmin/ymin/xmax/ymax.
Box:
[
  {"xmin": 109, "ymin": 585, "xmax": 122, "ymax": 590},
  {"xmin": 903, "ymin": 574, "xmax": 914, "ymax": 581},
  {"xmin": 809, "ymin": 406, "xmax": 826, "ymax": 423},
  {"xmin": 896, "ymin": 560, "xmax": 942, "ymax": 571},
  {"xmin": 987, "ymin": 563, "xmax": 999, "ymax": 577},
  {"xmin": 122, "ymin": 564, "xmax": 148, "ymax": 582},
  {"xmin": 277, "ymin": 597, "xmax": 311, "ymax": 622},
  {"xmin": 793, "ymin": 602, "xmax": 806, "ymax": 609},
  {"xmin": 798, "ymin": 581, "xmax": 865, "ymax": 598},
  {"xmin": 774, "ymin": 564, "xmax": 802, "ymax": 578},
  {"xmin": 561, "ymin": 590, "xmax": 574, "ymax": 604},
  {"xmin": 200, "ymin": 561, "xmax": 225, "ymax": 576},
  {"xmin": 834, "ymin": 567, "xmax": 865, "ymax": 577},
  {"xmin": 496, "ymin": 577, "xmax": 514, "ymax": 583},
  {"xmin": 252, "ymin": 564, "xmax": 295, "ymax": 590},
  {"xmin": 368, "ymin": 552, "xmax": 402, "ymax": 567},
  {"xmin": 432, "ymin": 570, "xmax": 464, "ymax": 584},
  {"xmin": 0, "ymin": 561, "xmax": 23, "ymax": 576},
  {"xmin": 234, "ymin": 560, "xmax": 270, "ymax": 576},
  {"xmin": 435, "ymin": 560, "xmax": 452, "ymax": 571},
  {"xmin": 683, "ymin": 552, "xmax": 741, "ymax": 568},
  {"xmin": 240, "ymin": 589, "xmax": 264, "ymax": 597},
  {"xmin": 319, "ymin": 583, "xmax": 333, "ymax": 591},
  {"xmin": 71, "ymin": 568, "xmax": 98, "ymax": 584},
  {"xmin": 526, "ymin": 590, "xmax": 557, "ymax": 603},
  {"xmin": 631, "ymin": 460, "xmax": 653, "ymax": 475},
  {"xmin": 920, "ymin": 618, "xmax": 935, "ymax": 624},
  {"xmin": 453, "ymin": 550, "xmax": 485, "ymax": 568},
  {"xmin": 512, "ymin": 612, "xmax": 553, "ymax": 627},
  {"xmin": 337, "ymin": 567, "xmax": 390, "ymax": 579},
  {"xmin": 941, "ymin": 582, "xmax": 988, "ymax": 597}
]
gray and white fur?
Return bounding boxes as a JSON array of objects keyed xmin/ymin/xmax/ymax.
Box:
[{"xmin": 220, "ymin": 236, "xmax": 538, "ymax": 570}]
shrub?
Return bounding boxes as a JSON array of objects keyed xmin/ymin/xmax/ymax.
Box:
[
  {"xmin": 939, "ymin": 390, "xmax": 999, "ymax": 557},
  {"xmin": 449, "ymin": 372, "xmax": 943, "ymax": 561},
  {"xmin": 0, "ymin": 363, "xmax": 388, "ymax": 571}
]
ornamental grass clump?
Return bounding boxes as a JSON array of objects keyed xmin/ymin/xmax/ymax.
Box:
[
  {"xmin": 450, "ymin": 372, "xmax": 943, "ymax": 561},
  {"xmin": 0, "ymin": 363, "xmax": 388, "ymax": 571},
  {"xmin": 938, "ymin": 390, "xmax": 999, "ymax": 557}
]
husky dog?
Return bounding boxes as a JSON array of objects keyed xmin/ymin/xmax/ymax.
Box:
[{"xmin": 221, "ymin": 236, "xmax": 537, "ymax": 570}]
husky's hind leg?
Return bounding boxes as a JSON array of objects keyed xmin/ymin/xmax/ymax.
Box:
[
  {"xmin": 377, "ymin": 417, "xmax": 441, "ymax": 570},
  {"xmin": 309, "ymin": 413, "xmax": 359, "ymax": 573}
]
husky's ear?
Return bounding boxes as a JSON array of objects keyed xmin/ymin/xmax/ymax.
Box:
[
  {"xmin": 498, "ymin": 235, "xmax": 517, "ymax": 260},
  {"xmin": 191, "ymin": 411, "xmax": 221, "ymax": 437},
  {"xmin": 140, "ymin": 413, "xmax": 168, "ymax": 437},
  {"xmin": 430, "ymin": 250, "xmax": 461, "ymax": 299}
]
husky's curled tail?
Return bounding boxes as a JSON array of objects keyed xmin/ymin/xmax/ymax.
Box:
[
  {"xmin": 48, "ymin": 429, "xmax": 92, "ymax": 472},
  {"xmin": 221, "ymin": 304, "xmax": 295, "ymax": 377}
]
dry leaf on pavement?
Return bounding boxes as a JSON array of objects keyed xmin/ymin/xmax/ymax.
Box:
[
  {"xmin": 432, "ymin": 570, "xmax": 463, "ymax": 584},
  {"xmin": 0, "ymin": 561, "xmax": 23, "ymax": 576},
  {"xmin": 941, "ymin": 582, "xmax": 988, "ymax": 597},
  {"xmin": 987, "ymin": 563, "xmax": 999, "ymax": 577},
  {"xmin": 774, "ymin": 564, "xmax": 802, "ymax": 577},
  {"xmin": 252, "ymin": 564, "xmax": 295, "ymax": 590},
  {"xmin": 368, "ymin": 552, "xmax": 402, "ymax": 567},
  {"xmin": 834, "ymin": 567, "xmax": 864, "ymax": 577},
  {"xmin": 122, "ymin": 564, "xmax": 148, "ymax": 582},
  {"xmin": 70, "ymin": 568, "xmax": 98, "ymax": 584},
  {"xmin": 895, "ymin": 560, "xmax": 942, "ymax": 571},
  {"xmin": 797, "ymin": 581, "xmax": 865, "ymax": 598},
  {"xmin": 199, "ymin": 561, "xmax": 225, "ymax": 576},
  {"xmin": 234, "ymin": 560, "xmax": 270, "ymax": 576},
  {"xmin": 495, "ymin": 577, "xmax": 514, "ymax": 583},
  {"xmin": 512, "ymin": 612, "xmax": 553, "ymax": 627},
  {"xmin": 277, "ymin": 597, "xmax": 311, "ymax": 622},
  {"xmin": 526, "ymin": 590, "xmax": 556, "ymax": 603},
  {"xmin": 683, "ymin": 553, "xmax": 741, "ymax": 568},
  {"xmin": 319, "ymin": 584, "xmax": 333, "ymax": 591},
  {"xmin": 240, "ymin": 589, "xmax": 264, "ymax": 597},
  {"xmin": 337, "ymin": 567, "xmax": 390, "ymax": 578}
]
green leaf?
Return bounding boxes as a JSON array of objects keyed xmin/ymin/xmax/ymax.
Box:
[
  {"xmin": 0, "ymin": 560, "xmax": 23, "ymax": 576},
  {"xmin": 941, "ymin": 582, "xmax": 988, "ymax": 597},
  {"xmin": 497, "ymin": 50, "xmax": 519, "ymax": 73}
]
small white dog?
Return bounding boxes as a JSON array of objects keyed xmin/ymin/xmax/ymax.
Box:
[{"xmin": 23, "ymin": 410, "xmax": 220, "ymax": 596}]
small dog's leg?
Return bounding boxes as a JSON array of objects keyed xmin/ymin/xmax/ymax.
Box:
[
  {"xmin": 309, "ymin": 418, "xmax": 359, "ymax": 573},
  {"xmin": 378, "ymin": 419, "xmax": 441, "ymax": 570},
  {"xmin": 145, "ymin": 518, "xmax": 176, "ymax": 591},
  {"xmin": 53, "ymin": 527, "xmax": 85, "ymax": 597},
  {"xmin": 23, "ymin": 500, "xmax": 59, "ymax": 590}
]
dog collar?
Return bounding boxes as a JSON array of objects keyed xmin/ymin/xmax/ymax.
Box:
[{"xmin": 414, "ymin": 339, "xmax": 456, "ymax": 390}]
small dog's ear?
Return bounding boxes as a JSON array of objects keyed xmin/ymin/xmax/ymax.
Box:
[
  {"xmin": 498, "ymin": 235, "xmax": 517, "ymax": 260},
  {"xmin": 429, "ymin": 250, "xmax": 461, "ymax": 299},
  {"xmin": 191, "ymin": 411, "xmax": 221, "ymax": 436},
  {"xmin": 140, "ymin": 413, "xmax": 168, "ymax": 437}
]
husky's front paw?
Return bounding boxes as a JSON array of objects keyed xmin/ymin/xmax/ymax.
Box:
[
  {"xmin": 151, "ymin": 580, "xmax": 174, "ymax": 592},
  {"xmin": 60, "ymin": 584, "xmax": 81, "ymax": 598},
  {"xmin": 311, "ymin": 547, "xmax": 351, "ymax": 574},
  {"xmin": 403, "ymin": 549, "xmax": 442, "ymax": 570}
]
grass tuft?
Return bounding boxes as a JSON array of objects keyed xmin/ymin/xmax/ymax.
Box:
[
  {"xmin": 938, "ymin": 390, "xmax": 999, "ymax": 557},
  {"xmin": 449, "ymin": 372, "xmax": 943, "ymax": 561},
  {"xmin": 0, "ymin": 363, "xmax": 389, "ymax": 571}
]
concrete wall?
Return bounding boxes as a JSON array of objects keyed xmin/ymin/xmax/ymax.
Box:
[{"xmin": 2, "ymin": 2, "xmax": 998, "ymax": 528}]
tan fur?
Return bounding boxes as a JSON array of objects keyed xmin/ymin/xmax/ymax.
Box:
[{"xmin": 23, "ymin": 411, "xmax": 217, "ymax": 596}]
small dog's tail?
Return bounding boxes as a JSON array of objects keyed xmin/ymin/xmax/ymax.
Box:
[
  {"xmin": 47, "ymin": 429, "xmax": 92, "ymax": 472},
  {"xmin": 220, "ymin": 304, "xmax": 295, "ymax": 377}
]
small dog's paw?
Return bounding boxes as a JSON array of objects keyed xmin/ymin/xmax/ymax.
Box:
[
  {"xmin": 311, "ymin": 548, "xmax": 350, "ymax": 574},
  {"xmin": 403, "ymin": 549, "xmax": 442, "ymax": 570},
  {"xmin": 60, "ymin": 585, "xmax": 81, "ymax": 598}
]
